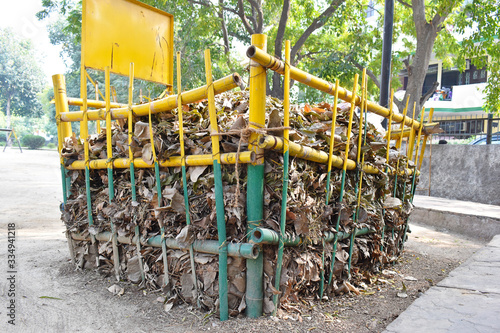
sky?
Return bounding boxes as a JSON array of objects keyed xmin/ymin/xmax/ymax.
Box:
[{"xmin": 0, "ymin": 0, "xmax": 68, "ymax": 84}]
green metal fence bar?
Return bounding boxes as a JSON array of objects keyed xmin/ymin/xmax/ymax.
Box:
[
  {"xmin": 177, "ymin": 51, "xmax": 199, "ymax": 306},
  {"xmin": 246, "ymin": 34, "xmax": 267, "ymax": 319},
  {"xmin": 204, "ymin": 49, "xmax": 229, "ymax": 321},
  {"xmin": 327, "ymin": 74, "xmax": 358, "ymax": 286},
  {"xmin": 71, "ymin": 232, "xmax": 260, "ymax": 259},
  {"xmin": 273, "ymin": 40, "xmax": 291, "ymax": 314}
]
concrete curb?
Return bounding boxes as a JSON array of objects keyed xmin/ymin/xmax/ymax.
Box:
[{"xmin": 410, "ymin": 196, "xmax": 500, "ymax": 241}]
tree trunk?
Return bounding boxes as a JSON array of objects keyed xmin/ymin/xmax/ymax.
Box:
[
  {"xmin": 399, "ymin": 0, "xmax": 452, "ymax": 119},
  {"xmin": 403, "ymin": 29, "xmax": 437, "ymax": 118},
  {"xmin": 270, "ymin": 0, "xmax": 291, "ymax": 100}
]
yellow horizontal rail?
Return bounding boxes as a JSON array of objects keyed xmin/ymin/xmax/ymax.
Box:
[
  {"xmin": 60, "ymin": 73, "xmax": 241, "ymax": 122},
  {"xmin": 66, "ymin": 151, "xmax": 255, "ymax": 170},
  {"xmin": 258, "ymin": 134, "xmax": 418, "ymax": 176},
  {"xmin": 388, "ymin": 122, "xmax": 440, "ymax": 139},
  {"xmin": 257, "ymin": 134, "xmax": 382, "ymax": 174},
  {"xmin": 246, "ymin": 46, "xmax": 421, "ymax": 130},
  {"xmin": 67, "ymin": 97, "xmax": 126, "ymax": 109}
]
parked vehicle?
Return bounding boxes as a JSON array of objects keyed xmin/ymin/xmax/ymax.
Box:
[{"xmin": 469, "ymin": 132, "xmax": 500, "ymax": 145}]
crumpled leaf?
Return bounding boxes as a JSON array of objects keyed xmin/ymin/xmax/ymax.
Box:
[
  {"xmin": 134, "ymin": 121, "xmax": 150, "ymax": 141},
  {"xmin": 384, "ymin": 197, "xmax": 402, "ymax": 209},
  {"xmin": 107, "ymin": 284, "xmax": 125, "ymax": 296},
  {"xmin": 141, "ymin": 143, "xmax": 154, "ymax": 165},
  {"xmin": 189, "ymin": 165, "xmax": 208, "ymax": 182},
  {"xmin": 175, "ymin": 225, "xmax": 194, "ymax": 248}
]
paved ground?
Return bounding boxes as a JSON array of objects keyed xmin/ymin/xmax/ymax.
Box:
[
  {"xmin": 386, "ymin": 198, "xmax": 500, "ymax": 333},
  {"xmin": 0, "ymin": 149, "xmax": 497, "ymax": 332}
]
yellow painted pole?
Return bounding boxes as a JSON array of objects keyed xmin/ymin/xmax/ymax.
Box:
[
  {"xmin": 81, "ymin": 3, "xmax": 98, "ymax": 266},
  {"xmin": 67, "ymin": 97, "xmax": 126, "ymax": 109},
  {"xmin": 417, "ymin": 108, "xmax": 435, "ymax": 170},
  {"xmin": 246, "ymin": 46, "xmax": 420, "ymax": 130},
  {"xmin": 326, "ymin": 79, "xmax": 340, "ymax": 202},
  {"xmin": 52, "ymin": 74, "xmax": 73, "ymax": 140},
  {"xmin": 66, "ymin": 151, "xmax": 255, "ymax": 170},
  {"xmin": 85, "ymin": 70, "xmax": 105, "ymax": 101},
  {"xmin": 127, "ymin": 62, "xmax": 145, "ymax": 284},
  {"xmin": 273, "ymin": 39, "xmax": 291, "ymax": 313},
  {"xmin": 246, "ymin": 34, "xmax": 267, "ymax": 319},
  {"xmin": 148, "ymin": 101, "xmax": 170, "ymax": 288},
  {"xmin": 205, "ymin": 49, "xmax": 228, "ymax": 321},
  {"xmin": 257, "ymin": 134, "xmax": 386, "ymax": 174},
  {"xmin": 396, "ymin": 96, "xmax": 410, "ymax": 150},
  {"xmin": 105, "ymin": 67, "xmax": 113, "ymax": 171},
  {"xmin": 52, "ymin": 73, "xmax": 75, "ymax": 262},
  {"xmin": 385, "ymin": 90, "xmax": 395, "ymax": 165},
  {"xmin": 349, "ymin": 71, "xmax": 369, "ymax": 274},
  {"xmin": 356, "ymin": 69, "xmax": 367, "ymax": 165},
  {"xmin": 105, "ymin": 66, "xmax": 121, "ymax": 281},
  {"xmin": 392, "ymin": 95, "xmax": 410, "ymax": 198},
  {"xmin": 406, "ymin": 104, "xmax": 417, "ymax": 164},
  {"xmin": 412, "ymin": 107, "xmax": 426, "ymax": 164},
  {"xmin": 328, "ymin": 74, "xmax": 358, "ymax": 286},
  {"xmin": 59, "ymin": 74, "xmax": 241, "ymax": 122},
  {"xmin": 95, "ymin": 83, "xmax": 101, "ymax": 133},
  {"xmin": 407, "ymin": 102, "xmax": 417, "ymax": 161}
]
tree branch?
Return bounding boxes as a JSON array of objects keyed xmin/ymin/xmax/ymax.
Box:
[
  {"xmin": 274, "ymin": 0, "xmax": 291, "ymax": 60},
  {"xmin": 351, "ymin": 60, "xmax": 381, "ymax": 88},
  {"xmin": 290, "ymin": 0, "xmax": 345, "ymax": 64},
  {"xmin": 218, "ymin": 0, "xmax": 235, "ymax": 72},
  {"xmin": 396, "ymin": 0, "xmax": 412, "ymax": 9},
  {"xmin": 186, "ymin": 0, "xmax": 211, "ymax": 7},
  {"xmin": 247, "ymin": 0, "xmax": 264, "ymax": 33},
  {"xmin": 237, "ymin": 0, "xmax": 255, "ymax": 35},
  {"xmin": 420, "ymin": 81, "xmax": 439, "ymax": 105},
  {"xmin": 271, "ymin": 0, "xmax": 291, "ymax": 97}
]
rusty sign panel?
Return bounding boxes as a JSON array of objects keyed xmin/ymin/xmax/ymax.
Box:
[{"xmin": 83, "ymin": 0, "xmax": 174, "ymax": 86}]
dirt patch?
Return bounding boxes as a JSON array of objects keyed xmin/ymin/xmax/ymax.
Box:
[{"xmin": 0, "ymin": 149, "xmax": 483, "ymax": 332}]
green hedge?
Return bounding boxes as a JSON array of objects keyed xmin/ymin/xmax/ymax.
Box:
[{"xmin": 22, "ymin": 134, "xmax": 46, "ymax": 150}]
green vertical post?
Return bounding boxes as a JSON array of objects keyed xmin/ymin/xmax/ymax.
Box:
[
  {"xmin": 328, "ymin": 74, "xmax": 359, "ymax": 286},
  {"xmin": 148, "ymin": 105, "xmax": 169, "ymax": 287},
  {"xmin": 320, "ymin": 79, "xmax": 340, "ymax": 297},
  {"xmin": 273, "ymin": 40, "xmax": 291, "ymax": 314},
  {"xmin": 105, "ymin": 66, "xmax": 120, "ymax": 282},
  {"xmin": 177, "ymin": 51, "xmax": 199, "ymax": 307},
  {"xmin": 204, "ymin": 49, "xmax": 228, "ymax": 321},
  {"xmin": 246, "ymin": 34, "xmax": 267, "ymax": 318},
  {"xmin": 348, "ymin": 70, "xmax": 368, "ymax": 275}
]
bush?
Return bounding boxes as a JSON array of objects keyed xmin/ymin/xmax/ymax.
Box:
[
  {"xmin": 46, "ymin": 143, "xmax": 56, "ymax": 149},
  {"xmin": 22, "ymin": 134, "xmax": 46, "ymax": 149}
]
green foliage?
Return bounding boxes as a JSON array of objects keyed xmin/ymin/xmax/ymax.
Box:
[
  {"xmin": 38, "ymin": 0, "xmax": 499, "ymax": 117},
  {"xmin": 456, "ymin": 0, "xmax": 500, "ymax": 114},
  {"xmin": 46, "ymin": 142, "xmax": 57, "ymax": 149},
  {"xmin": 22, "ymin": 134, "xmax": 46, "ymax": 150},
  {"xmin": 0, "ymin": 28, "xmax": 44, "ymax": 119}
]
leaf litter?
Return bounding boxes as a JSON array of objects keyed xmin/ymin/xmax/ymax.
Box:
[{"xmin": 61, "ymin": 90, "xmax": 417, "ymax": 318}]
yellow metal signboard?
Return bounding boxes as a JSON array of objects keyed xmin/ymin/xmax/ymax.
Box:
[{"xmin": 83, "ymin": 0, "xmax": 174, "ymax": 86}]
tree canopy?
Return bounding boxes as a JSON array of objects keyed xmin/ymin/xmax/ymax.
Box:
[
  {"xmin": 39, "ymin": 0, "xmax": 499, "ymax": 119},
  {"xmin": 456, "ymin": 0, "xmax": 500, "ymax": 114},
  {"xmin": 0, "ymin": 28, "xmax": 44, "ymax": 128}
]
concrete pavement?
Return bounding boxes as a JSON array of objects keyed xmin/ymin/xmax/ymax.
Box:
[
  {"xmin": 385, "ymin": 196, "xmax": 500, "ymax": 333},
  {"xmin": 385, "ymin": 235, "xmax": 500, "ymax": 333}
]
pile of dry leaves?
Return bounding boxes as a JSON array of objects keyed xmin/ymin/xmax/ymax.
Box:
[{"xmin": 61, "ymin": 90, "xmax": 416, "ymax": 317}]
